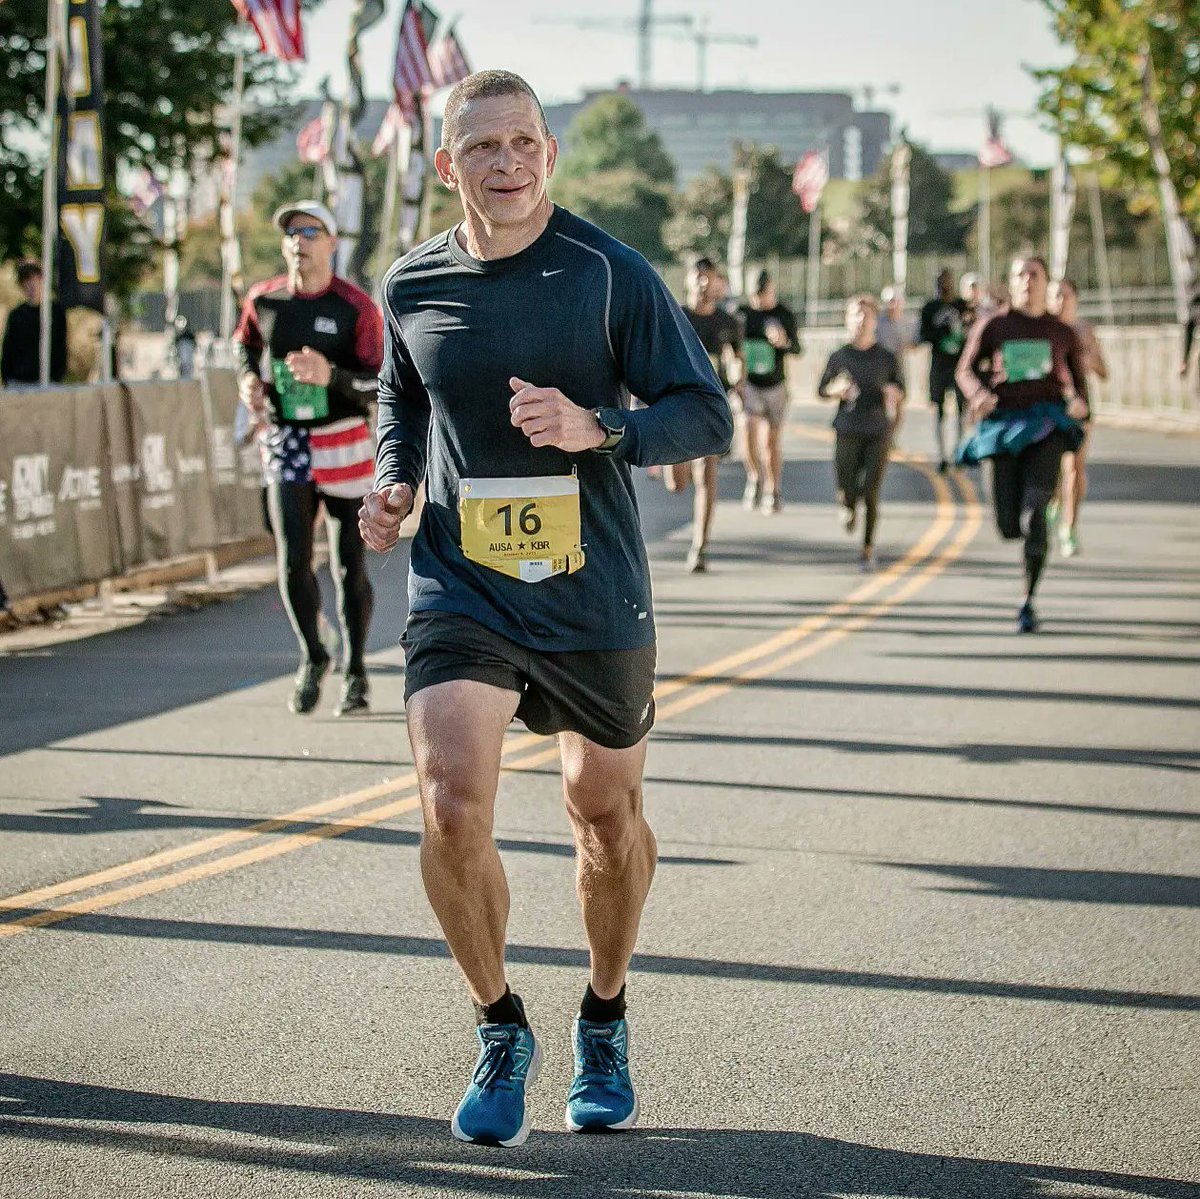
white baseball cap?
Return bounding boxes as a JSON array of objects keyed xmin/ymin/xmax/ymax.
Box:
[{"xmin": 273, "ymin": 200, "xmax": 338, "ymax": 238}]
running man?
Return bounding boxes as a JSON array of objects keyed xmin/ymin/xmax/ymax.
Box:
[
  {"xmin": 918, "ymin": 267, "xmax": 970, "ymax": 472},
  {"xmin": 357, "ymin": 70, "xmax": 731, "ymax": 1147},
  {"xmin": 234, "ymin": 200, "xmax": 383, "ymax": 716},
  {"xmin": 1049, "ymin": 277, "xmax": 1109, "ymax": 557},
  {"xmin": 738, "ymin": 269, "xmax": 800, "ymax": 513},
  {"xmin": 666, "ymin": 256, "xmax": 742, "ymax": 570},
  {"xmin": 956, "ymin": 256, "xmax": 1089, "ymax": 633},
  {"xmin": 818, "ymin": 294, "xmax": 905, "ymax": 571},
  {"xmin": 876, "ymin": 285, "xmax": 915, "ymax": 359}
]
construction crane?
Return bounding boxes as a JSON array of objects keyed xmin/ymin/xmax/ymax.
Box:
[
  {"xmin": 536, "ymin": 2, "xmax": 754, "ymax": 90},
  {"xmin": 535, "ymin": 1, "xmax": 691, "ymax": 89},
  {"xmin": 663, "ymin": 18, "xmax": 758, "ymax": 92}
]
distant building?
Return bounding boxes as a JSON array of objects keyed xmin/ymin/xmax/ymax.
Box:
[
  {"xmin": 227, "ymin": 87, "xmax": 892, "ymax": 218},
  {"xmin": 932, "ymin": 151, "xmax": 989, "ymax": 172},
  {"xmin": 544, "ymin": 86, "xmax": 892, "ymax": 184}
]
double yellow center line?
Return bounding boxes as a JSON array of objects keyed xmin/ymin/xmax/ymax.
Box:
[{"xmin": 0, "ymin": 453, "xmax": 981, "ymax": 940}]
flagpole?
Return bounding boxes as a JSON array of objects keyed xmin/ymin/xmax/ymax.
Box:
[
  {"xmin": 805, "ymin": 204, "xmax": 821, "ymax": 326},
  {"xmin": 375, "ymin": 126, "xmax": 401, "ymax": 294},
  {"xmin": 1087, "ymin": 171, "xmax": 1116, "ymax": 324},
  {"xmin": 40, "ymin": 0, "xmax": 62, "ymax": 386},
  {"xmin": 219, "ymin": 16, "xmax": 247, "ymax": 346},
  {"xmin": 979, "ymin": 165, "xmax": 990, "ymax": 283}
]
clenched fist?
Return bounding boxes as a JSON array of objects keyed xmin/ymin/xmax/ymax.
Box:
[
  {"xmin": 359, "ymin": 483, "xmax": 415, "ymax": 553},
  {"xmin": 509, "ymin": 377, "xmax": 605, "ymax": 452}
]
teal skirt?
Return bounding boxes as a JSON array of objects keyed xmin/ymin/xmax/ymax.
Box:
[{"xmin": 956, "ymin": 402, "xmax": 1085, "ymax": 466}]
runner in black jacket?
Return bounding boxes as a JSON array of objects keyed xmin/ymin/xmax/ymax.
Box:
[{"xmin": 234, "ymin": 200, "xmax": 383, "ymax": 716}]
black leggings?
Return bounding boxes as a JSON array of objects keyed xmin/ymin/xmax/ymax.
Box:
[
  {"xmin": 990, "ymin": 432, "xmax": 1067, "ymax": 600},
  {"xmin": 930, "ymin": 357, "xmax": 966, "ymax": 461},
  {"xmin": 267, "ymin": 481, "xmax": 374, "ymax": 676},
  {"xmin": 835, "ymin": 430, "xmax": 891, "ymax": 549}
]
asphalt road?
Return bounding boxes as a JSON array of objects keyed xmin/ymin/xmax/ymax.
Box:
[{"xmin": 1, "ymin": 407, "xmax": 1198, "ymax": 1199}]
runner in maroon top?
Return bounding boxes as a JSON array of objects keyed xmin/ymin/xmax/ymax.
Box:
[
  {"xmin": 234, "ymin": 200, "xmax": 384, "ymax": 715},
  {"xmin": 956, "ymin": 256, "xmax": 1089, "ymax": 633}
]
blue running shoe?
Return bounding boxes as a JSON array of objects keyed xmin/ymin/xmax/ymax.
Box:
[
  {"xmin": 451, "ymin": 1022, "xmax": 541, "ymax": 1147},
  {"xmin": 565, "ymin": 1017, "xmax": 638, "ymax": 1133}
]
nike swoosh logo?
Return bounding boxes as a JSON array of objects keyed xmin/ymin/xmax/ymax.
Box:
[{"xmin": 542, "ymin": 269, "xmax": 565, "ymax": 277}]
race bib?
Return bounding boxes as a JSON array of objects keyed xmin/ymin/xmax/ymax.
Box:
[
  {"xmin": 744, "ymin": 338, "xmax": 776, "ymax": 375},
  {"xmin": 1002, "ymin": 339, "xmax": 1053, "ymax": 383},
  {"xmin": 459, "ymin": 475, "xmax": 585, "ymax": 583},
  {"xmin": 272, "ymin": 359, "xmax": 329, "ymax": 422}
]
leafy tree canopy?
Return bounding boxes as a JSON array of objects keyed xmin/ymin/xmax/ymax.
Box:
[
  {"xmin": 856, "ymin": 141, "xmax": 971, "ymax": 256},
  {"xmin": 1033, "ymin": 0, "xmax": 1200, "ymax": 221},
  {"xmin": 551, "ymin": 93, "xmax": 675, "ymax": 260},
  {"xmin": 0, "ymin": 0, "xmax": 303, "ymax": 299}
]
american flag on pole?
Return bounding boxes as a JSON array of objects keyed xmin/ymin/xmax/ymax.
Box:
[
  {"xmin": 128, "ymin": 167, "xmax": 165, "ymax": 218},
  {"xmin": 232, "ymin": 0, "xmax": 305, "ymax": 62},
  {"xmin": 296, "ymin": 115, "xmax": 328, "ymax": 164},
  {"xmin": 792, "ymin": 151, "xmax": 829, "ymax": 215},
  {"xmin": 372, "ymin": 102, "xmax": 409, "ymax": 158},
  {"xmin": 392, "ymin": 0, "xmax": 437, "ymax": 113},
  {"xmin": 428, "ymin": 24, "xmax": 471, "ymax": 90},
  {"xmin": 978, "ymin": 107, "xmax": 1013, "ymax": 168},
  {"xmin": 978, "ymin": 135, "xmax": 1014, "ymax": 169}
]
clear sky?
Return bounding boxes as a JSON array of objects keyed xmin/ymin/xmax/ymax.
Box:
[{"xmin": 296, "ymin": 0, "xmax": 1073, "ymax": 167}]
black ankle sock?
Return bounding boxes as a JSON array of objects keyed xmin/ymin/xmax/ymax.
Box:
[
  {"xmin": 474, "ymin": 986, "xmax": 526, "ymax": 1028},
  {"xmin": 580, "ymin": 983, "xmax": 626, "ymax": 1023}
]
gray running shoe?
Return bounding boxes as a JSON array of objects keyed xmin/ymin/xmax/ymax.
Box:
[
  {"xmin": 289, "ymin": 657, "xmax": 331, "ymax": 714},
  {"xmin": 685, "ymin": 546, "xmax": 708, "ymax": 574},
  {"xmin": 334, "ymin": 673, "xmax": 370, "ymax": 717},
  {"xmin": 742, "ymin": 478, "xmax": 762, "ymax": 511}
]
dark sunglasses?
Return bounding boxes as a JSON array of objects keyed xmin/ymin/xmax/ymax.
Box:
[{"xmin": 285, "ymin": 225, "xmax": 325, "ymax": 241}]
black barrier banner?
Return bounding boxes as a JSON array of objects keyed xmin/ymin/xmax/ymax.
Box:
[
  {"xmin": 56, "ymin": 0, "xmax": 107, "ymax": 312},
  {"xmin": 0, "ymin": 388, "xmax": 118, "ymax": 599},
  {"xmin": 99, "ymin": 381, "xmax": 142, "ymax": 572},
  {"xmin": 203, "ymin": 368, "xmax": 270, "ymax": 542},
  {"xmin": 126, "ymin": 381, "xmax": 218, "ymax": 562}
]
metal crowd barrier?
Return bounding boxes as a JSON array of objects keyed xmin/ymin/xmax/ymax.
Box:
[
  {"xmin": 1, "ymin": 338, "xmax": 1195, "ymax": 608},
  {"xmin": 0, "ymin": 369, "xmax": 264, "ymax": 604}
]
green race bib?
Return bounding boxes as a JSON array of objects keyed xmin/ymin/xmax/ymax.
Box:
[
  {"xmin": 1001, "ymin": 339, "xmax": 1053, "ymax": 384},
  {"xmin": 937, "ymin": 330, "xmax": 965, "ymax": 356},
  {"xmin": 744, "ymin": 338, "xmax": 776, "ymax": 376},
  {"xmin": 272, "ymin": 359, "xmax": 329, "ymax": 422}
]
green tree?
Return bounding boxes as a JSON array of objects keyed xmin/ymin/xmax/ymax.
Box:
[
  {"xmin": 665, "ymin": 146, "xmax": 819, "ymax": 263},
  {"xmin": 972, "ymin": 170, "xmax": 1148, "ymax": 261},
  {"xmin": 0, "ymin": 0, "xmax": 301, "ymax": 300},
  {"xmin": 1033, "ymin": 0, "xmax": 1200, "ymax": 221},
  {"xmin": 551, "ymin": 94, "xmax": 676, "ymax": 261},
  {"xmin": 664, "ymin": 166, "xmax": 732, "ymax": 262},
  {"xmin": 856, "ymin": 141, "xmax": 971, "ymax": 255}
]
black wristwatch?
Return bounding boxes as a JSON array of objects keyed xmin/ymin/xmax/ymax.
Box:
[{"xmin": 591, "ymin": 407, "xmax": 626, "ymax": 454}]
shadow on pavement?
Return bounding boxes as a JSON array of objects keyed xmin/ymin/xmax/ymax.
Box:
[
  {"xmin": 650, "ymin": 729, "xmax": 1200, "ymax": 774},
  {"xmin": 890, "ymin": 650, "xmax": 1200, "ymax": 668},
  {"xmin": 0, "ymin": 1075, "xmax": 1194, "ymax": 1198},
  {"xmin": 498, "ymin": 766, "xmax": 1200, "ymax": 825},
  {"xmin": 16, "ymin": 914, "xmax": 1198, "ymax": 1012},
  {"xmin": 0, "ymin": 797, "xmax": 733, "ymax": 868},
  {"xmin": 876, "ymin": 861, "xmax": 1200, "ymax": 908},
  {"xmin": 651, "ymin": 672, "xmax": 1199, "ymax": 712}
]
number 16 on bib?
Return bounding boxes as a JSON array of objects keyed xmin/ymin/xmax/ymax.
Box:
[{"xmin": 458, "ymin": 475, "xmax": 586, "ymax": 583}]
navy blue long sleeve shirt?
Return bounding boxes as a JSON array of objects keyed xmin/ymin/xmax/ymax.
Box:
[{"xmin": 376, "ymin": 205, "xmax": 733, "ymax": 651}]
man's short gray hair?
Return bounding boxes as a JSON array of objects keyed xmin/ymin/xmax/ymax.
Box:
[{"xmin": 441, "ymin": 70, "xmax": 550, "ymax": 149}]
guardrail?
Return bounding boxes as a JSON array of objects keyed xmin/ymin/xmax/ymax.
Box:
[
  {"xmin": 788, "ymin": 324, "xmax": 1197, "ymax": 429},
  {"xmin": 1, "ymin": 338, "xmax": 1195, "ymax": 611}
]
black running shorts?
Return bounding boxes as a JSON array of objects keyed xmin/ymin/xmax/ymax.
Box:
[{"xmin": 401, "ymin": 611, "xmax": 657, "ymax": 750}]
